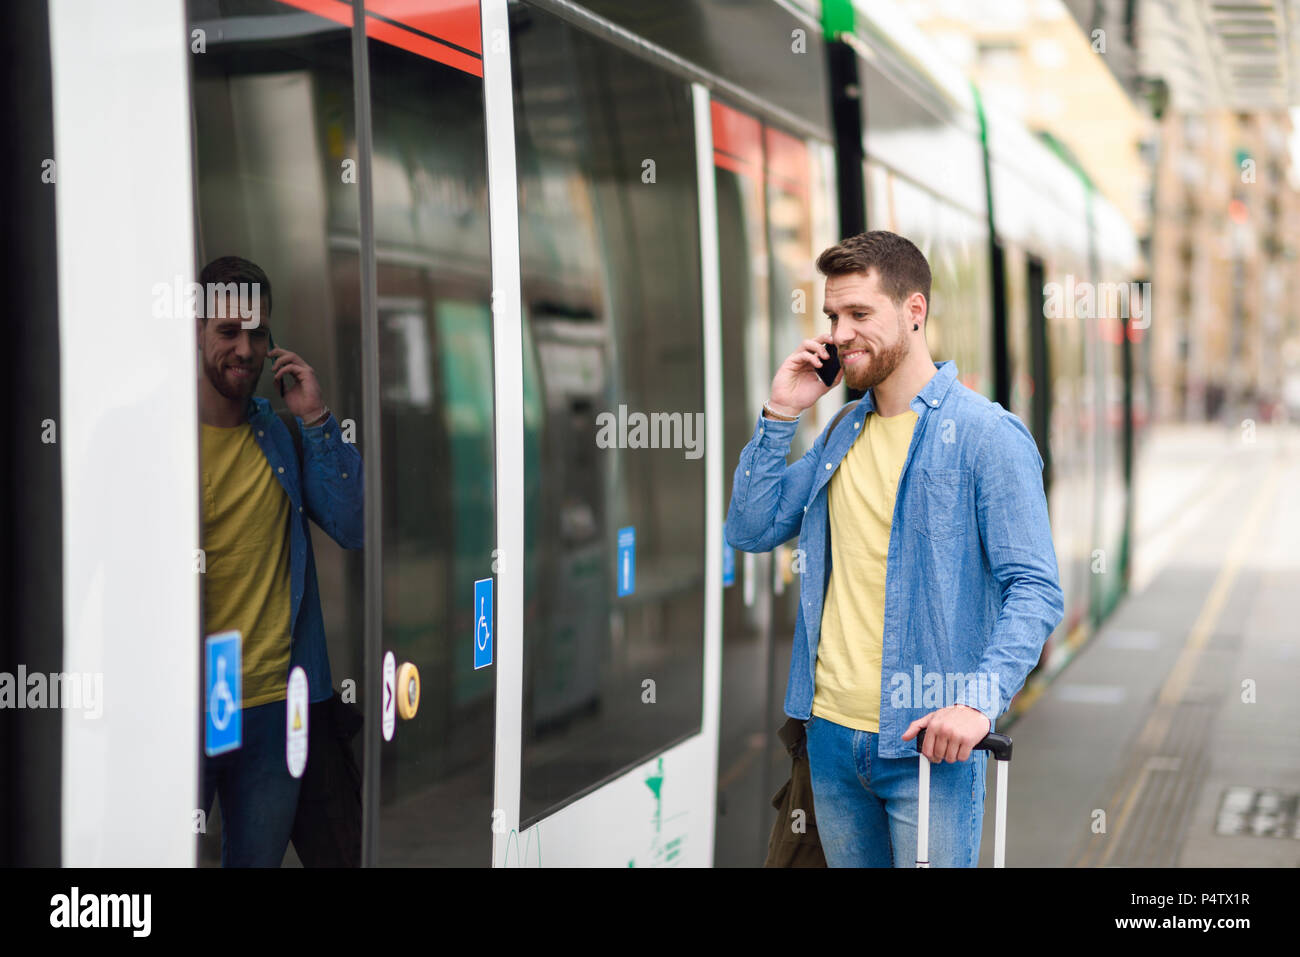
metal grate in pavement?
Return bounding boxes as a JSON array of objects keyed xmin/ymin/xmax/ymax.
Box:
[{"xmin": 1215, "ymin": 786, "xmax": 1300, "ymax": 839}]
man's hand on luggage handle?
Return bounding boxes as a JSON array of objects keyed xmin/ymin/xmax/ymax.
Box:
[{"xmin": 902, "ymin": 705, "xmax": 991, "ymax": 763}]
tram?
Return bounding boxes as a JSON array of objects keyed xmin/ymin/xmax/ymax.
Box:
[{"xmin": 2, "ymin": 0, "xmax": 1143, "ymax": 866}]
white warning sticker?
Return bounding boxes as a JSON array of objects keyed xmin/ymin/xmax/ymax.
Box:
[
  {"xmin": 382, "ymin": 651, "xmax": 396, "ymax": 742},
  {"xmin": 286, "ymin": 666, "xmax": 308, "ymax": 779}
]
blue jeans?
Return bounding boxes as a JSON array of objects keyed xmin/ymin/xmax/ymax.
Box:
[
  {"xmin": 805, "ymin": 714, "xmax": 987, "ymax": 867},
  {"xmin": 201, "ymin": 700, "xmax": 301, "ymax": 867}
]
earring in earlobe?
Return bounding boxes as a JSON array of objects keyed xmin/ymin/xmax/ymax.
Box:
[{"xmin": 913, "ymin": 324, "xmax": 919, "ymax": 331}]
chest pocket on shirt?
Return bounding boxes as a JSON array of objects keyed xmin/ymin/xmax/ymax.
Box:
[{"xmin": 916, "ymin": 467, "xmax": 970, "ymax": 542}]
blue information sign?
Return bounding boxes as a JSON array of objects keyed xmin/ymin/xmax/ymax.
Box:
[
  {"xmin": 474, "ymin": 578, "xmax": 493, "ymax": 670},
  {"xmin": 205, "ymin": 631, "xmax": 242, "ymax": 757},
  {"xmin": 617, "ymin": 526, "xmax": 636, "ymax": 596}
]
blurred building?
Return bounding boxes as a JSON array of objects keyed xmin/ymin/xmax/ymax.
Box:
[
  {"xmin": 1134, "ymin": 0, "xmax": 1300, "ymax": 422},
  {"xmin": 906, "ymin": 0, "xmax": 1300, "ymax": 424},
  {"xmin": 1148, "ymin": 109, "xmax": 1300, "ymax": 422}
]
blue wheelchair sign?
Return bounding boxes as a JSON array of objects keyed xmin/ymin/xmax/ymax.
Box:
[
  {"xmin": 205, "ymin": 631, "xmax": 241, "ymax": 757},
  {"xmin": 474, "ymin": 578, "xmax": 493, "ymax": 670}
]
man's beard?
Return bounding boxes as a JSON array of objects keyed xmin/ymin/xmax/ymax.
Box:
[
  {"xmin": 203, "ymin": 355, "xmax": 263, "ymax": 401},
  {"xmin": 844, "ymin": 314, "xmax": 910, "ymax": 392}
]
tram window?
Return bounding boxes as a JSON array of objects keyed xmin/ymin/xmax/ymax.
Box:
[
  {"xmin": 859, "ymin": 58, "xmax": 985, "ymax": 214},
  {"xmin": 766, "ymin": 126, "xmax": 823, "ymax": 456},
  {"xmin": 933, "ymin": 199, "xmax": 992, "ymax": 396},
  {"xmin": 509, "ymin": 2, "xmax": 706, "ymax": 822},
  {"xmin": 189, "ymin": 0, "xmax": 365, "ymax": 867}
]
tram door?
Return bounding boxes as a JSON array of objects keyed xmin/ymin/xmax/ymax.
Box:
[
  {"xmin": 189, "ymin": 0, "xmax": 497, "ymax": 866},
  {"xmin": 712, "ymin": 101, "xmax": 777, "ymax": 865},
  {"xmin": 366, "ymin": 9, "xmax": 497, "ymax": 867},
  {"xmin": 711, "ymin": 100, "xmax": 839, "ymax": 865}
]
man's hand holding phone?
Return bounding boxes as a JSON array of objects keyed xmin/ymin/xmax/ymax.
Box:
[
  {"xmin": 766, "ymin": 333, "xmax": 841, "ymax": 419},
  {"xmin": 268, "ymin": 339, "xmax": 327, "ymax": 425}
]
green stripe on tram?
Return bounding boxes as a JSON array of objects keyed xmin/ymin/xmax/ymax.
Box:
[{"xmin": 821, "ymin": 0, "xmax": 855, "ymax": 39}]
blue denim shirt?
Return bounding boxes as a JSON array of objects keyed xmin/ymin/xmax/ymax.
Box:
[
  {"xmin": 242, "ymin": 396, "xmax": 364, "ymax": 704},
  {"xmin": 725, "ymin": 360, "xmax": 1063, "ymax": 758}
]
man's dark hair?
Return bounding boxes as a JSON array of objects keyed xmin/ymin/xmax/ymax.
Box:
[
  {"xmin": 815, "ymin": 230, "xmax": 931, "ymax": 311},
  {"xmin": 198, "ymin": 256, "xmax": 272, "ymax": 320}
]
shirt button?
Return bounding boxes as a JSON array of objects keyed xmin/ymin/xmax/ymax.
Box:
[
  {"xmin": 324, "ymin": 432, "xmax": 331, "ymax": 439},
  {"xmin": 298, "ymin": 506, "xmax": 303, "ymax": 513},
  {"xmin": 825, "ymin": 463, "xmax": 832, "ymax": 470},
  {"xmin": 745, "ymin": 470, "xmax": 750, "ymax": 476},
  {"xmin": 257, "ymin": 430, "xmax": 264, "ymax": 437},
  {"xmin": 342, "ymin": 472, "xmax": 348, "ymax": 479},
  {"xmin": 854, "ymin": 422, "xmax": 860, "ymax": 429},
  {"xmin": 277, "ymin": 466, "xmax": 285, "ymax": 474},
  {"xmin": 930, "ymin": 399, "xmax": 938, "ymax": 406}
]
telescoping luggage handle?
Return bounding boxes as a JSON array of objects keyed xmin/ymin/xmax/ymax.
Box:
[{"xmin": 914, "ymin": 729, "xmax": 1013, "ymax": 868}]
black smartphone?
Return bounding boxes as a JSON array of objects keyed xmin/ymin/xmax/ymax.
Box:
[
  {"xmin": 266, "ymin": 330, "xmax": 297, "ymax": 396},
  {"xmin": 816, "ymin": 343, "xmax": 841, "ymax": 387}
]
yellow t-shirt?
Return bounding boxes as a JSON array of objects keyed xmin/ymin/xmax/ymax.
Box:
[
  {"xmin": 813, "ymin": 408, "xmax": 918, "ymax": 731},
  {"xmin": 201, "ymin": 423, "xmax": 293, "ymax": 709}
]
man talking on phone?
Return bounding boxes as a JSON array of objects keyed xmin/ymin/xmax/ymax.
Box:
[
  {"xmin": 196, "ymin": 255, "xmax": 363, "ymax": 866},
  {"xmin": 725, "ymin": 231, "xmax": 1063, "ymax": 867}
]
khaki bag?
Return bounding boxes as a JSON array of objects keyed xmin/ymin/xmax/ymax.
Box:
[{"xmin": 764, "ymin": 717, "xmax": 826, "ymax": 867}]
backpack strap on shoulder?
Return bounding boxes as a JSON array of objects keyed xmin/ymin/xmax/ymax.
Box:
[{"xmin": 826, "ymin": 400, "xmax": 861, "ymax": 442}]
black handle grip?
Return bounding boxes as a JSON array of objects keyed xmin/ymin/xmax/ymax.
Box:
[{"xmin": 916, "ymin": 728, "xmax": 1012, "ymax": 762}]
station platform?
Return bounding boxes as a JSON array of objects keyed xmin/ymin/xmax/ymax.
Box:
[{"xmin": 984, "ymin": 422, "xmax": 1300, "ymax": 867}]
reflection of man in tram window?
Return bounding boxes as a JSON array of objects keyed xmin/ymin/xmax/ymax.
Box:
[
  {"xmin": 725, "ymin": 231, "xmax": 1063, "ymax": 867},
  {"xmin": 197, "ymin": 256, "xmax": 363, "ymax": 867}
]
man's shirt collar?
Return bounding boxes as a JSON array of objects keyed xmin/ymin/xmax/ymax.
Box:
[{"xmin": 857, "ymin": 359, "xmax": 959, "ymax": 416}]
